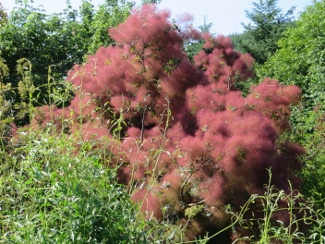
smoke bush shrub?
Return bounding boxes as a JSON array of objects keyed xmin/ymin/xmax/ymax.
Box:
[{"xmin": 32, "ymin": 4, "xmax": 305, "ymax": 242}]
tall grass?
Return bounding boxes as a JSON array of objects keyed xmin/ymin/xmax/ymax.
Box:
[{"xmin": 0, "ymin": 128, "xmax": 147, "ymax": 243}]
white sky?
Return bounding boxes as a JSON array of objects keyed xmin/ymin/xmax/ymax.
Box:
[{"xmin": 2, "ymin": 0, "xmax": 313, "ymax": 35}]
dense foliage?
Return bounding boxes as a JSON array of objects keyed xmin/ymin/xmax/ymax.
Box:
[
  {"xmin": 0, "ymin": 0, "xmax": 133, "ymax": 124},
  {"xmin": 257, "ymin": 0, "xmax": 325, "ymax": 203},
  {"xmin": 29, "ymin": 4, "xmax": 310, "ymax": 242},
  {"xmin": 257, "ymin": 0, "xmax": 325, "ymax": 110},
  {"xmin": 0, "ymin": 130, "xmax": 148, "ymax": 243}
]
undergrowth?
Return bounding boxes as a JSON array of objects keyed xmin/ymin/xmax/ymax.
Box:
[
  {"xmin": 0, "ymin": 128, "xmax": 148, "ymax": 243},
  {"xmin": 1, "ymin": 126, "xmax": 324, "ymax": 243}
]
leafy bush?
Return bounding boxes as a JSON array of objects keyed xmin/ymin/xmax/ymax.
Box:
[
  {"xmin": 0, "ymin": 129, "xmax": 147, "ymax": 243},
  {"xmin": 0, "ymin": 0, "xmax": 134, "ymax": 125},
  {"xmin": 290, "ymin": 105, "xmax": 325, "ymax": 204},
  {"xmin": 257, "ymin": 0, "xmax": 325, "ymax": 203}
]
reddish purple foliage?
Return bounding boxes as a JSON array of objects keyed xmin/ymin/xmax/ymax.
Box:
[{"xmin": 32, "ymin": 4, "xmax": 306, "ymax": 242}]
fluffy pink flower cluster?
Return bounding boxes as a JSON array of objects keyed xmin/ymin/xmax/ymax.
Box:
[{"xmin": 32, "ymin": 4, "xmax": 304, "ymax": 242}]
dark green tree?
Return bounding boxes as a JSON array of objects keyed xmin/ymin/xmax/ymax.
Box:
[
  {"xmin": 0, "ymin": 0, "xmax": 133, "ymax": 124},
  {"xmin": 231, "ymin": 0, "xmax": 295, "ymax": 64}
]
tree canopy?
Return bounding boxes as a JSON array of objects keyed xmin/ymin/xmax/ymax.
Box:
[
  {"xmin": 0, "ymin": 0, "xmax": 134, "ymax": 124},
  {"xmin": 257, "ymin": 0, "xmax": 325, "ymax": 109}
]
